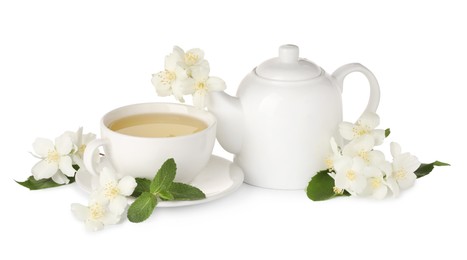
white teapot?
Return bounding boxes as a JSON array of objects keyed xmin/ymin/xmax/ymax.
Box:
[{"xmin": 208, "ymin": 44, "xmax": 380, "ymax": 189}]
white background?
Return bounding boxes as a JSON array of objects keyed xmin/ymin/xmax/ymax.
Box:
[{"xmin": 1, "ymin": 0, "xmax": 465, "ymax": 259}]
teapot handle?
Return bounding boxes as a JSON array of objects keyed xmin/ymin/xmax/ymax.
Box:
[{"xmin": 332, "ymin": 63, "xmax": 380, "ymax": 113}]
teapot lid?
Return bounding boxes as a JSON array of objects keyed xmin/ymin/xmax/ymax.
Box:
[{"xmin": 255, "ymin": 44, "xmax": 321, "ymax": 81}]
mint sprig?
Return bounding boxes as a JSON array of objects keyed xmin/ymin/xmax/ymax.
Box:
[{"xmin": 127, "ymin": 158, "xmax": 206, "ymax": 223}]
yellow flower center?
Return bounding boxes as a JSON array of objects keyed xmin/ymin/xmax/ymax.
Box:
[
  {"xmin": 346, "ymin": 170, "xmax": 356, "ymax": 181},
  {"xmin": 358, "ymin": 150, "xmax": 370, "ymax": 164},
  {"xmin": 89, "ymin": 202, "xmax": 104, "ymax": 220},
  {"xmin": 46, "ymin": 150, "xmax": 60, "ymax": 163},
  {"xmin": 195, "ymin": 81, "xmax": 207, "ymax": 91},
  {"xmin": 78, "ymin": 144, "xmax": 86, "ymax": 157},
  {"xmin": 395, "ymin": 170, "xmax": 406, "ymax": 180},
  {"xmin": 160, "ymin": 70, "xmax": 176, "ymax": 84},
  {"xmin": 185, "ymin": 52, "xmax": 199, "ymax": 66},
  {"xmin": 352, "ymin": 123, "xmax": 370, "ymax": 137},
  {"xmin": 104, "ymin": 183, "xmax": 120, "ymax": 199},
  {"xmin": 333, "ymin": 187, "xmax": 344, "ymax": 195},
  {"xmin": 370, "ymin": 178, "xmax": 381, "ymax": 189}
]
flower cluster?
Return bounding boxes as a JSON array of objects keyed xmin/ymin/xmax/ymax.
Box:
[
  {"xmin": 31, "ymin": 127, "xmax": 96, "ymax": 184},
  {"xmin": 327, "ymin": 112, "xmax": 421, "ymax": 199},
  {"xmin": 151, "ymin": 46, "xmax": 226, "ymax": 109},
  {"xmin": 71, "ymin": 167, "xmax": 136, "ymax": 231}
]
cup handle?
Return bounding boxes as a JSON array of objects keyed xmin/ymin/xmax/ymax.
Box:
[
  {"xmin": 83, "ymin": 138, "xmax": 108, "ymax": 176},
  {"xmin": 332, "ymin": 63, "xmax": 381, "ymax": 114}
]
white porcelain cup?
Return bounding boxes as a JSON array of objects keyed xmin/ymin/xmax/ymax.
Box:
[{"xmin": 83, "ymin": 102, "xmax": 217, "ymax": 183}]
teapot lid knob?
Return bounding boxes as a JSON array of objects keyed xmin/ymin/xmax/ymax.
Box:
[
  {"xmin": 279, "ymin": 44, "xmax": 299, "ymax": 63},
  {"xmin": 255, "ymin": 44, "xmax": 321, "ymax": 81}
]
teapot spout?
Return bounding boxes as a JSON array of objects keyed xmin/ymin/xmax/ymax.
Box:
[{"xmin": 207, "ymin": 91, "xmax": 243, "ymax": 154}]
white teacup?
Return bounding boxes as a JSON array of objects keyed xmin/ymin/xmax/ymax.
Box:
[{"xmin": 83, "ymin": 102, "xmax": 217, "ymax": 183}]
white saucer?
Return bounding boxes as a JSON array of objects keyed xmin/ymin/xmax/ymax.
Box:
[{"xmin": 75, "ymin": 155, "xmax": 244, "ymax": 207}]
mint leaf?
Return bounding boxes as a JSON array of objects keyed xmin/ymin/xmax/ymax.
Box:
[
  {"xmin": 127, "ymin": 192, "xmax": 157, "ymax": 223},
  {"xmin": 158, "ymin": 190, "xmax": 174, "ymax": 201},
  {"xmin": 306, "ymin": 170, "xmax": 349, "ymax": 201},
  {"xmin": 385, "ymin": 128, "xmax": 391, "ymax": 137},
  {"xmin": 16, "ymin": 175, "xmax": 75, "ymax": 190},
  {"xmin": 150, "ymin": 158, "xmax": 176, "ymax": 194},
  {"xmin": 169, "ymin": 182, "xmax": 206, "ymax": 201},
  {"xmin": 415, "ymin": 161, "xmax": 450, "ymax": 179},
  {"xmin": 131, "ymin": 178, "xmax": 151, "ymax": 197}
]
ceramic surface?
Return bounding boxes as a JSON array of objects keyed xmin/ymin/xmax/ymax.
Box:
[{"xmin": 208, "ymin": 44, "xmax": 380, "ymax": 189}]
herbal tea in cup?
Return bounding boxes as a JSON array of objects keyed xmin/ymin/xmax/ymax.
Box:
[{"xmin": 83, "ymin": 103, "xmax": 216, "ymax": 183}]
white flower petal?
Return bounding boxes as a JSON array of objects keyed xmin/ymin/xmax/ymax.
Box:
[
  {"xmin": 351, "ymin": 157, "xmax": 365, "ymax": 172},
  {"xmin": 398, "ymin": 172, "xmax": 417, "ymax": 190},
  {"xmin": 99, "ymin": 167, "xmax": 117, "ymax": 186},
  {"xmin": 372, "ymin": 185, "xmax": 388, "ymax": 200},
  {"xmin": 334, "ymin": 172, "xmax": 348, "ymax": 190},
  {"xmin": 71, "ymin": 203, "xmax": 90, "ymax": 221},
  {"xmin": 101, "ymin": 211, "xmax": 121, "ymax": 225},
  {"xmin": 330, "ymin": 137, "xmax": 340, "ymax": 155},
  {"xmin": 352, "ymin": 175, "xmax": 367, "ymax": 194},
  {"xmin": 390, "ymin": 142, "xmax": 401, "ymax": 158},
  {"xmin": 368, "ymin": 150, "xmax": 385, "ymax": 165},
  {"xmin": 356, "ymin": 135, "xmax": 375, "ymax": 151},
  {"xmin": 59, "ymin": 156, "xmax": 76, "ymax": 177},
  {"xmin": 109, "ymin": 196, "xmax": 128, "ymax": 215},
  {"xmin": 118, "ymin": 176, "xmax": 137, "ymax": 196},
  {"xmin": 152, "ymin": 72, "xmax": 172, "ymax": 96},
  {"xmin": 174, "ymin": 65, "xmax": 189, "ymax": 79},
  {"xmin": 379, "ymin": 161, "xmax": 392, "ymax": 176},
  {"xmin": 32, "ymin": 160, "xmax": 58, "ymax": 179},
  {"xmin": 186, "ymin": 48, "xmax": 204, "ymax": 64},
  {"xmin": 55, "ymin": 134, "xmax": 73, "ymax": 155},
  {"xmin": 73, "ymin": 127, "xmax": 83, "ymax": 146},
  {"xmin": 32, "ymin": 138, "xmax": 54, "ymax": 158},
  {"xmin": 207, "ymin": 77, "xmax": 227, "ymax": 92},
  {"xmin": 178, "ymin": 77, "xmax": 196, "ymax": 95},
  {"xmin": 82, "ymin": 133, "xmax": 96, "ymax": 145},
  {"xmin": 191, "ymin": 64, "xmax": 210, "ymax": 81},
  {"xmin": 386, "ymin": 177, "xmax": 400, "ymax": 197},
  {"xmin": 372, "ymin": 129, "xmax": 385, "ymax": 146},
  {"xmin": 172, "ymin": 45, "xmax": 185, "ymax": 58},
  {"xmin": 51, "ymin": 172, "xmax": 70, "ymax": 184},
  {"xmin": 85, "ymin": 219, "xmax": 104, "ymax": 232},
  {"xmin": 364, "ymin": 166, "xmax": 381, "ymax": 178},
  {"xmin": 165, "ymin": 52, "xmax": 182, "ymax": 70},
  {"xmin": 402, "ymin": 154, "xmax": 421, "ymax": 174},
  {"xmin": 193, "ymin": 90, "xmax": 207, "ymax": 109},
  {"xmin": 333, "ymin": 156, "xmax": 352, "ymax": 173},
  {"xmin": 339, "ymin": 122, "xmax": 355, "ymax": 140},
  {"xmin": 359, "ymin": 112, "xmax": 380, "ymax": 129}
]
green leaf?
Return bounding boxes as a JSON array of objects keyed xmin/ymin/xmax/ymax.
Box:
[
  {"xmin": 306, "ymin": 170, "xmax": 349, "ymax": 201},
  {"xmin": 16, "ymin": 164, "xmax": 79, "ymax": 190},
  {"xmin": 127, "ymin": 192, "xmax": 157, "ymax": 223},
  {"xmin": 415, "ymin": 161, "xmax": 450, "ymax": 179},
  {"xmin": 158, "ymin": 190, "xmax": 174, "ymax": 201},
  {"xmin": 150, "ymin": 158, "xmax": 176, "ymax": 194},
  {"xmin": 16, "ymin": 175, "xmax": 75, "ymax": 190},
  {"xmin": 131, "ymin": 178, "xmax": 151, "ymax": 197},
  {"xmin": 168, "ymin": 182, "xmax": 206, "ymax": 201},
  {"xmin": 385, "ymin": 128, "xmax": 391, "ymax": 137}
]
